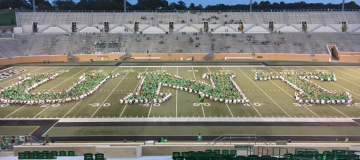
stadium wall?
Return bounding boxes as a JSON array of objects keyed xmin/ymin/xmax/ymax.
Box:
[
  {"xmin": 327, "ymin": 45, "xmax": 360, "ymax": 62},
  {"xmin": 252, "ymin": 54, "xmax": 331, "ymax": 62},
  {"xmin": 74, "ymin": 54, "xmax": 125, "ymax": 61},
  {"xmin": 0, "ymin": 55, "xmax": 68, "ymax": 65}
]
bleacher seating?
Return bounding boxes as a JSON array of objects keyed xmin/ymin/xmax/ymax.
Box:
[{"xmin": 171, "ymin": 149, "xmax": 360, "ymax": 160}]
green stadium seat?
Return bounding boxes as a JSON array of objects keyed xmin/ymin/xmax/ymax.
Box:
[
  {"xmin": 59, "ymin": 151, "xmax": 67, "ymax": 156},
  {"xmin": 214, "ymin": 150, "xmax": 221, "ymax": 155},
  {"xmin": 230, "ymin": 150, "xmax": 237, "ymax": 155},
  {"xmin": 205, "ymin": 149, "xmax": 212, "ymax": 153},
  {"xmin": 174, "ymin": 156, "xmax": 184, "ymax": 160},
  {"xmin": 18, "ymin": 152, "xmax": 26, "ymax": 159},
  {"xmin": 37, "ymin": 152, "xmax": 45, "ymax": 159},
  {"xmin": 68, "ymin": 151, "xmax": 76, "ymax": 156},
  {"xmin": 51, "ymin": 151, "xmax": 58, "ymax": 157},
  {"xmin": 173, "ymin": 152, "xmax": 181, "ymax": 159},
  {"xmin": 182, "ymin": 152, "xmax": 189, "ymax": 157},
  {"xmin": 95, "ymin": 153, "xmax": 105, "ymax": 160},
  {"xmin": 46, "ymin": 152, "xmax": 55, "ymax": 159},
  {"xmin": 222, "ymin": 150, "xmax": 229, "ymax": 156},
  {"xmin": 84, "ymin": 153, "xmax": 94, "ymax": 160}
]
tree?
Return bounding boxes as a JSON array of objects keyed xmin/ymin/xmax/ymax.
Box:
[
  {"xmin": 28, "ymin": 0, "xmax": 53, "ymax": 10},
  {"xmin": 53, "ymin": 0, "xmax": 76, "ymax": 10},
  {"xmin": 189, "ymin": 3, "xmax": 195, "ymax": 10},
  {"xmin": 0, "ymin": 0, "xmax": 30, "ymax": 9}
]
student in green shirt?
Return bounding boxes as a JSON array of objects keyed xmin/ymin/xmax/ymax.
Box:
[
  {"xmin": 197, "ymin": 133, "xmax": 203, "ymax": 142},
  {"xmin": 45, "ymin": 135, "xmax": 50, "ymax": 144}
]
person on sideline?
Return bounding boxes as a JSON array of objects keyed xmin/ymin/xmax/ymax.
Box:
[{"xmin": 197, "ymin": 133, "xmax": 203, "ymax": 142}]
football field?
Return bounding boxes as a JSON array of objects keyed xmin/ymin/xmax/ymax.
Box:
[{"xmin": 1, "ymin": 65, "xmax": 360, "ymax": 119}]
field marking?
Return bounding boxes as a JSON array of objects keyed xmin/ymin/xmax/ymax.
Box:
[
  {"xmin": 192, "ymin": 67, "xmax": 197, "ymax": 80},
  {"xmin": 62, "ymin": 100, "xmax": 83, "ymax": 118},
  {"xmin": 301, "ymin": 66, "xmax": 360, "ymax": 97},
  {"xmin": 176, "ymin": 67, "xmax": 178, "ymax": 117},
  {"xmin": 298, "ymin": 67, "xmax": 352, "ymax": 117},
  {"xmin": 42, "ymin": 122, "xmax": 59, "ymax": 137},
  {"xmin": 328, "ymin": 105, "xmax": 349, "ymax": 118},
  {"xmin": 119, "ymin": 67, "xmax": 148, "ymax": 118},
  {"xmin": 222, "ymin": 66, "xmax": 262, "ymax": 118},
  {"xmin": 147, "ymin": 104, "xmax": 153, "ymax": 117},
  {"xmin": 147, "ymin": 67, "xmax": 163, "ymax": 117},
  {"xmin": 236, "ymin": 67, "xmax": 291, "ymax": 117},
  {"xmin": 90, "ymin": 67, "xmax": 127, "ymax": 118},
  {"xmin": 3, "ymin": 67, "xmax": 60, "ymax": 118},
  {"xmin": 330, "ymin": 67, "xmax": 360, "ymax": 79},
  {"xmin": 268, "ymin": 67, "xmax": 320, "ymax": 118},
  {"xmin": 33, "ymin": 67, "xmax": 88, "ymax": 118},
  {"xmin": 4, "ymin": 105, "xmax": 26, "ymax": 118},
  {"xmin": 0, "ymin": 67, "xmax": 43, "ymax": 86},
  {"xmin": 344, "ymin": 67, "xmax": 360, "ymax": 74},
  {"xmin": 28, "ymin": 126, "xmax": 40, "ymax": 135},
  {"xmin": 48, "ymin": 67, "xmax": 83, "ymax": 91}
]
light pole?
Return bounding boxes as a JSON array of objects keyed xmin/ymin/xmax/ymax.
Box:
[
  {"xmin": 250, "ymin": 0, "xmax": 252, "ymax": 12},
  {"xmin": 32, "ymin": 0, "xmax": 36, "ymax": 12},
  {"xmin": 124, "ymin": 0, "xmax": 127, "ymax": 13},
  {"xmin": 342, "ymin": 0, "xmax": 345, "ymax": 11}
]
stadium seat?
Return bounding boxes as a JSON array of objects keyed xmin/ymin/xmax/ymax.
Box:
[
  {"xmin": 18, "ymin": 152, "xmax": 26, "ymax": 159},
  {"xmin": 84, "ymin": 153, "xmax": 94, "ymax": 160},
  {"xmin": 182, "ymin": 152, "xmax": 189, "ymax": 157},
  {"xmin": 206, "ymin": 149, "xmax": 212, "ymax": 153},
  {"xmin": 59, "ymin": 151, "xmax": 67, "ymax": 156},
  {"xmin": 51, "ymin": 151, "xmax": 58, "ymax": 157},
  {"xmin": 95, "ymin": 153, "xmax": 105, "ymax": 160},
  {"xmin": 222, "ymin": 150, "xmax": 229, "ymax": 156},
  {"xmin": 214, "ymin": 150, "xmax": 221, "ymax": 155},
  {"xmin": 45, "ymin": 152, "xmax": 54, "ymax": 159},
  {"xmin": 68, "ymin": 151, "xmax": 76, "ymax": 156},
  {"xmin": 173, "ymin": 152, "xmax": 181, "ymax": 159},
  {"xmin": 37, "ymin": 152, "xmax": 45, "ymax": 159}
]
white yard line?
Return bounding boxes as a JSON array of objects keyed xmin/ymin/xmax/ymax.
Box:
[
  {"xmin": 42, "ymin": 121, "xmax": 58, "ymax": 137},
  {"xmin": 4, "ymin": 67, "xmax": 60, "ymax": 118},
  {"xmin": 90, "ymin": 67, "xmax": 127, "ymax": 118},
  {"xmin": 329, "ymin": 104, "xmax": 349, "ymax": 118},
  {"xmin": 194, "ymin": 67, "xmax": 204, "ymax": 117},
  {"xmin": 0, "ymin": 67, "xmax": 43, "ymax": 86},
  {"xmin": 344, "ymin": 67, "xmax": 360, "ymax": 74},
  {"xmin": 62, "ymin": 100, "xmax": 83, "ymax": 118},
  {"xmin": 236, "ymin": 67, "xmax": 291, "ymax": 117},
  {"xmin": 267, "ymin": 67, "xmax": 320, "ymax": 118},
  {"xmin": 33, "ymin": 67, "xmax": 89, "ymax": 118},
  {"xmin": 147, "ymin": 104, "xmax": 153, "ymax": 117},
  {"xmin": 4, "ymin": 105, "xmax": 26, "ymax": 118},
  {"xmin": 176, "ymin": 67, "xmax": 178, "ymax": 117},
  {"xmin": 48, "ymin": 67, "xmax": 85, "ymax": 91},
  {"xmin": 331, "ymin": 67, "xmax": 360, "ymax": 79},
  {"xmin": 297, "ymin": 67, "xmax": 352, "ymax": 117},
  {"xmin": 119, "ymin": 67, "xmax": 148, "ymax": 118},
  {"xmin": 222, "ymin": 67, "xmax": 262, "ymax": 117},
  {"xmin": 147, "ymin": 67, "xmax": 163, "ymax": 117}
]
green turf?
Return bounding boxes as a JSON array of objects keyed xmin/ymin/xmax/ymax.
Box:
[
  {"xmin": 1, "ymin": 66, "xmax": 360, "ymax": 119},
  {"xmin": 47, "ymin": 126, "xmax": 360, "ymax": 136},
  {"xmin": 0, "ymin": 126, "xmax": 37, "ymax": 135}
]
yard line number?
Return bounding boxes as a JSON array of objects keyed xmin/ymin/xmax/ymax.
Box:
[{"xmin": 88, "ymin": 103, "xmax": 111, "ymax": 107}]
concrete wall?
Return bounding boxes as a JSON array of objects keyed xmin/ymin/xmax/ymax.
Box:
[
  {"xmin": 327, "ymin": 45, "xmax": 360, "ymax": 62},
  {"xmin": 0, "ymin": 55, "xmax": 68, "ymax": 65},
  {"xmin": 74, "ymin": 54, "xmax": 124, "ymax": 61},
  {"xmin": 253, "ymin": 53, "xmax": 331, "ymax": 62}
]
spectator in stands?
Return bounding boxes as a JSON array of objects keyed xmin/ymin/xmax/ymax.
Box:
[
  {"xmin": 11, "ymin": 136, "xmax": 15, "ymax": 149},
  {"xmin": 197, "ymin": 133, "xmax": 203, "ymax": 142},
  {"xmin": 345, "ymin": 138, "xmax": 349, "ymax": 143},
  {"xmin": 45, "ymin": 135, "xmax": 50, "ymax": 144}
]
